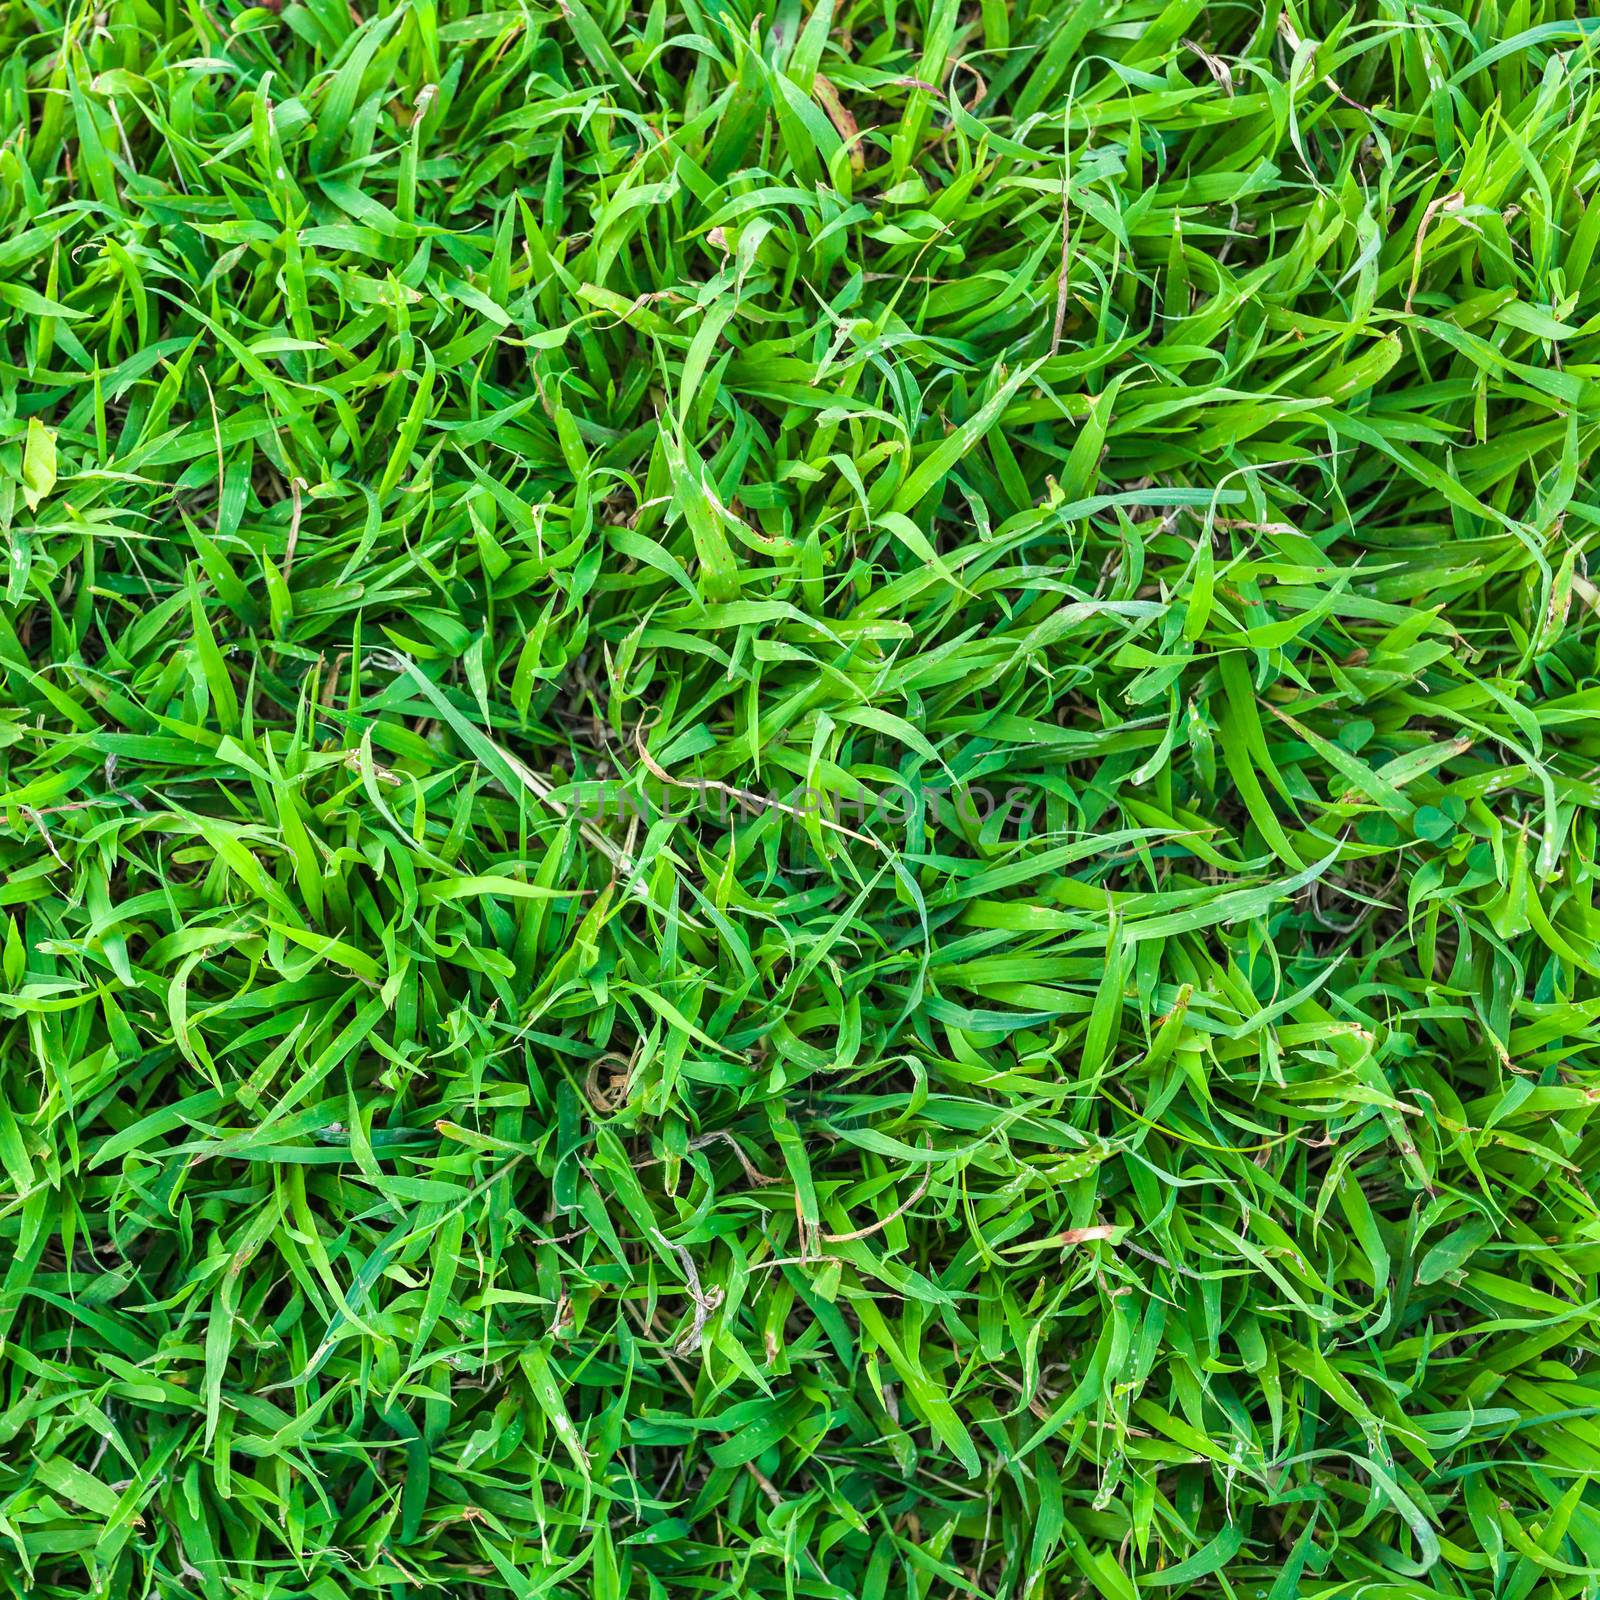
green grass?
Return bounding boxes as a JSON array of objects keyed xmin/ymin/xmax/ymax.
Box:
[{"xmin": 3, "ymin": 0, "xmax": 1600, "ymax": 1594}]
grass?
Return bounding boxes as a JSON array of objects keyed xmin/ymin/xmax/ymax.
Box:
[{"xmin": 2, "ymin": 0, "xmax": 1600, "ymax": 1594}]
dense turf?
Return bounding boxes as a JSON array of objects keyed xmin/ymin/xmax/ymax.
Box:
[{"xmin": 3, "ymin": 0, "xmax": 1600, "ymax": 1595}]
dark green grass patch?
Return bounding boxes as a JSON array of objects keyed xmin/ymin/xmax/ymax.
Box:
[{"xmin": 3, "ymin": 0, "xmax": 1600, "ymax": 1594}]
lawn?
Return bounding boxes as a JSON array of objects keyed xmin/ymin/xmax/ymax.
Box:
[{"xmin": 2, "ymin": 0, "xmax": 1600, "ymax": 1596}]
